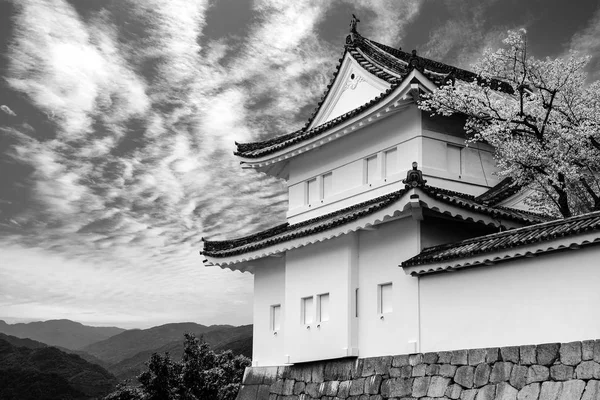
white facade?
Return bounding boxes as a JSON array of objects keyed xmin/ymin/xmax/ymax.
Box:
[{"xmin": 418, "ymin": 245, "xmax": 600, "ymax": 352}]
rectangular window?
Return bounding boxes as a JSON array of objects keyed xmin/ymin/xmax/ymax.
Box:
[
  {"xmin": 301, "ymin": 296, "xmax": 314, "ymax": 324},
  {"xmin": 378, "ymin": 283, "xmax": 393, "ymax": 314},
  {"xmin": 317, "ymin": 293, "xmax": 330, "ymax": 322},
  {"xmin": 306, "ymin": 178, "xmax": 318, "ymax": 204},
  {"xmin": 384, "ymin": 148, "xmax": 398, "ymax": 177},
  {"xmin": 355, "ymin": 288, "xmax": 359, "ymax": 318},
  {"xmin": 322, "ymin": 172, "xmax": 333, "ymax": 199},
  {"xmin": 366, "ymin": 155, "xmax": 378, "ymax": 184},
  {"xmin": 447, "ymin": 144, "xmax": 462, "ymax": 175},
  {"xmin": 271, "ymin": 305, "xmax": 281, "ymax": 331}
]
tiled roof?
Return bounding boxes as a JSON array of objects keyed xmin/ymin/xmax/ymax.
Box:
[
  {"xmin": 402, "ymin": 211, "xmax": 600, "ymax": 268},
  {"xmin": 235, "ymin": 32, "xmax": 512, "ymax": 159},
  {"xmin": 202, "ymin": 189, "xmax": 407, "ymax": 258},
  {"xmin": 202, "ymin": 185, "xmax": 550, "ymax": 259},
  {"xmin": 475, "ymin": 177, "xmax": 521, "ymax": 206}
]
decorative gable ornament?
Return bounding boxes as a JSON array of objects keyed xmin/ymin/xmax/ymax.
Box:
[{"xmin": 402, "ymin": 162, "xmax": 427, "ymax": 188}]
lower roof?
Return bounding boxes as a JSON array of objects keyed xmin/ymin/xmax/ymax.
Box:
[
  {"xmin": 201, "ymin": 184, "xmax": 549, "ymax": 262},
  {"xmin": 402, "ymin": 210, "xmax": 600, "ymax": 273}
]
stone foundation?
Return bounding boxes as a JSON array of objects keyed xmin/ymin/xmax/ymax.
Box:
[{"xmin": 237, "ymin": 340, "xmax": 600, "ymax": 399}]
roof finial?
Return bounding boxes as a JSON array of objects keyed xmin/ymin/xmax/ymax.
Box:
[
  {"xmin": 403, "ymin": 162, "xmax": 427, "ymax": 188},
  {"xmin": 350, "ymin": 14, "xmax": 360, "ymax": 34}
]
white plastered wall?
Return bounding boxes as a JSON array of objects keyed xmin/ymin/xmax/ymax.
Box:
[
  {"xmin": 252, "ymin": 257, "xmax": 286, "ymax": 366},
  {"xmin": 357, "ymin": 217, "xmax": 421, "ymax": 357},
  {"xmin": 284, "ymin": 234, "xmax": 358, "ymax": 363},
  {"xmin": 418, "ymin": 245, "xmax": 600, "ymax": 352}
]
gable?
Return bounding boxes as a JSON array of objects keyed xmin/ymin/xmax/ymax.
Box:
[{"xmin": 307, "ymin": 53, "xmax": 391, "ymax": 130}]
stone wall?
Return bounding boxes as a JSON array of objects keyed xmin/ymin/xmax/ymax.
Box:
[{"xmin": 237, "ymin": 340, "xmax": 600, "ymax": 400}]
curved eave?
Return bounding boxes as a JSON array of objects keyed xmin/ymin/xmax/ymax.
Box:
[
  {"xmin": 202, "ymin": 186, "xmax": 534, "ymax": 272},
  {"xmin": 203, "ymin": 201, "xmax": 414, "ymax": 272},
  {"xmin": 237, "ymin": 69, "xmax": 436, "ymax": 169},
  {"xmin": 401, "ymin": 231, "xmax": 600, "ymax": 276}
]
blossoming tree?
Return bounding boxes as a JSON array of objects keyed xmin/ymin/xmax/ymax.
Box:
[{"xmin": 420, "ymin": 30, "xmax": 600, "ymax": 217}]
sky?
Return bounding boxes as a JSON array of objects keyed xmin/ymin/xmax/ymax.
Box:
[{"xmin": 1, "ymin": 0, "xmax": 599, "ymax": 329}]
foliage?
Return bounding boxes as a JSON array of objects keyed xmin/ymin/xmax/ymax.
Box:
[
  {"xmin": 104, "ymin": 333, "xmax": 251, "ymax": 400},
  {"xmin": 420, "ymin": 29, "xmax": 600, "ymax": 217}
]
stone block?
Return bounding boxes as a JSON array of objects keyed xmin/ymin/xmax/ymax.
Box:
[
  {"xmin": 557, "ymin": 379, "xmax": 585, "ymax": 400},
  {"xmin": 412, "ymin": 376, "xmax": 431, "ymax": 397},
  {"xmin": 257, "ymin": 385, "xmax": 271, "ymax": 399},
  {"xmin": 244, "ymin": 368, "xmax": 266, "ymax": 385},
  {"xmin": 365, "ymin": 375, "xmax": 382, "ymax": 395},
  {"xmin": 519, "ymin": 346, "xmax": 536, "ymax": 366},
  {"xmin": 517, "ymin": 383, "xmax": 540, "ymax": 400},
  {"xmin": 560, "ymin": 341, "xmax": 582, "ymax": 366},
  {"xmin": 582, "ymin": 380, "xmax": 600, "ymax": 400},
  {"xmin": 537, "ymin": 343, "xmax": 560, "ymax": 366},
  {"xmin": 539, "ymin": 381, "xmax": 562, "ymax": 400},
  {"xmin": 380, "ymin": 378, "xmax": 413, "ymax": 398},
  {"xmin": 460, "ymin": 389, "xmax": 477, "ymax": 400},
  {"xmin": 439, "ymin": 351, "xmax": 453, "ymax": 364},
  {"xmin": 501, "ymin": 347, "xmax": 520, "ymax": 363},
  {"xmin": 401, "ymin": 365, "xmax": 413, "ymax": 378},
  {"xmin": 409, "ymin": 353, "xmax": 424, "ymax": 366},
  {"xmin": 283, "ymin": 379, "xmax": 295, "ymax": 395},
  {"xmin": 305, "ymin": 382, "xmax": 319, "ymax": 398},
  {"xmin": 576, "ymin": 361, "xmax": 600, "ymax": 379},
  {"xmin": 324, "ymin": 360, "xmax": 354, "ymax": 381},
  {"xmin": 490, "ymin": 362, "xmax": 513, "ymax": 383},
  {"xmin": 496, "ymin": 382, "xmax": 518, "ymax": 400},
  {"xmin": 351, "ymin": 359, "xmax": 364, "ymax": 379},
  {"xmin": 271, "ymin": 380, "xmax": 285, "ymax": 395},
  {"xmin": 468, "ymin": 349, "xmax": 486, "ymax": 366},
  {"xmin": 367, "ymin": 395, "xmax": 383, "ymax": 400},
  {"xmin": 375, "ymin": 356, "xmax": 392, "ymax": 375},
  {"xmin": 338, "ymin": 380, "xmax": 351, "ymax": 398},
  {"xmin": 412, "ymin": 364, "xmax": 426, "ymax": 377},
  {"xmin": 312, "ymin": 364, "xmax": 325, "ymax": 382},
  {"xmin": 440, "ymin": 364, "xmax": 458, "ymax": 378},
  {"xmin": 293, "ymin": 381, "xmax": 305, "ymax": 395},
  {"xmin": 509, "ymin": 365, "xmax": 528, "ymax": 390},
  {"xmin": 278, "ymin": 365, "xmax": 291, "ymax": 379},
  {"xmin": 349, "ymin": 378, "xmax": 365, "ymax": 396},
  {"xmin": 475, "ymin": 384, "xmax": 495, "ymax": 400},
  {"xmin": 486, "ymin": 348, "xmax": 500, "ymax": 363},
  {"xmin": 392, "ymin": 354, "xmax": 410, "ymax": 367},
  {"xmin": 389, "ymin": 367, "xmax": 402, "ymax": 378},
  {"xmin": 474, "ymin": 364, "xmax": 491, "ymax": 388},
  {"xmin": 428, "ymin": 376, "xmax": 451, "ymax": 397},
  {"xmin": 451, "ymin": 350, "xmax": 469, "ymax": 366},
  {"xmin": 594, "ymin": 340, "xmax": 600, "ymax": 364},
  {"xmin": 427, "ymin": 364, "xmax": 441, "ymax": 376},
  {"xmin": 237, "ymin": 385, "xmax": 259, "ymax": 400},
  {"xmin": 268, "ymin": 393, "xmax": 277, "ymax": 400},
  {"xmin": 582, "ymin": 340, "xmax": 595, "ymax": 361},
  {"xmin": 323, "ymin": 380, "xmax": 340, "ymax": 397},
  {"xmin": 454, "ymin": 366, "xmax": 475, "ymax": 388},
  {"xmin": 424, "ymin": 352, "xmax": 440, "ymax": 364},
  {"xmin": 526, "ymin": 365, "xmax": 549, "ymax": 384},
  {"xmin": 549, "ymin": 365, "xmax": 574, "ymax": 381},
  {"xmin": 446, "ymin": 383, "xmax": 462, "ymax": 399}
]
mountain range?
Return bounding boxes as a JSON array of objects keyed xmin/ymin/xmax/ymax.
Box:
[
  {"xmin": 0, "ymin": 319, "xmax": 253, "ymax": 397},
  {"xmin": 0, "ymin": 319, "xmax": 125, "ymax": 349}
]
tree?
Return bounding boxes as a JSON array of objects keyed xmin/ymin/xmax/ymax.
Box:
[
  {"xmin": 420, "ymin": 29, "xmax": 600, "ymax": 217},
  {"xmin": 104, "ymin": 334, "xmax": 250, "ymax": 400}
]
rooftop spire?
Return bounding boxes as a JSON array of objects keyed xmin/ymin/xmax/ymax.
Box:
[
  {"xmin": 346, "ymin": 14, "xmax": 361, "ymax": 46},
  {"xmin": 350, "ymin": 14, "xmax": 360, "ymax": 34}
]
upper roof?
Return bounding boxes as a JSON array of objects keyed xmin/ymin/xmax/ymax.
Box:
[
  {"xmin": 235, "ymin": 26, "xmax": 510, "ymax": 161},
  {"xmin": 402, "ymin": 210, "xmax": 600, "ymax": 274}
]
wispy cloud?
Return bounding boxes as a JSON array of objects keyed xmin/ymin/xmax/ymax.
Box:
[{"xmin": 568, "ymin": 5, "xmax": 600, "ymax": 82}]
